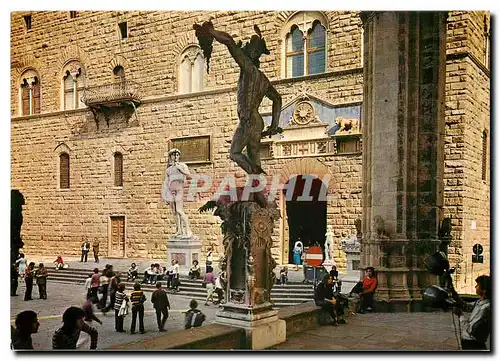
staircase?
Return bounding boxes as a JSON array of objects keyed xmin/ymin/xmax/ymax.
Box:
[{"xmin": 46, "ymin": 268, "xmax": 314, "ymax": 308}]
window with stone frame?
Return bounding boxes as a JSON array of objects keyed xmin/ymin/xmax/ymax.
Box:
[
  {"xmin": 114, "ymin": 152, "xmax": 123, "ymax": 187},
  {"xmin": 482, "ymin": 130, "xmax": 488, "ymax": 181},
  {"xmin": 59, "ymin": 152, "xmax": 70, "ymax": 189},
  {"xmin": 283, "ymin": 12, "xmax": 327, "ymax": 78},
  {"xmin": 113, "ymin": 65, "xmax": 125, "ymax": 84},
  {"xmin": 118, "ymin": 21, "xmax": 128, "ymax": 40},
  {"xmin": 19, "ymin": 70, "xmax": 41, "ymax": 116},
  {"xmin": 62, "ymin": 62, "xmax": 85, "ymax": 110},
  {"xmin": 178, "ymin": 45, "xmax": 205, "ymax": 94},
  {"xmin": 24, "ymin": 15, "xmax": 32, "ymax": 31}
]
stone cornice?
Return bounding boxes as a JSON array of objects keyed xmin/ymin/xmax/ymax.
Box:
[
  {"xmin": 11, "ymin": 68, "xmax": 364, "ymax": 121},
  {"xmin": 11, "ymin": 107, "xmax": 87, "ymax": 122}
]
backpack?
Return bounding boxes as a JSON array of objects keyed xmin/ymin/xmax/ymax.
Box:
[{"xmin": 185, "ymin": 310, "xmax": 206, "ymax": 329}]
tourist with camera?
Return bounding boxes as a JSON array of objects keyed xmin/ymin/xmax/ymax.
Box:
[{"xmin": 451, "ymin": 275, "xmax": 491, "ymax": 350}]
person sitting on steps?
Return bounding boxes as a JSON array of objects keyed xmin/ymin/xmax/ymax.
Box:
[
  {"xmin": 127, "ymin": 263, "xmax": 139, "ymax": 281},
  {"xmin": 188, "ymin": 260, "xmax": 201, "ymax": 279},
  {"xmin": 314, "ymin": 274, "xmax": 341, "ymax": 326},
  {"xmin": 350, "ymin": 266, "xmax": 378, "ymax": 314}
]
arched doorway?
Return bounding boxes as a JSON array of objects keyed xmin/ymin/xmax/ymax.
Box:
[{"xmin": 284, "ymin": 175, "xmax": 328, "ymax": 264}]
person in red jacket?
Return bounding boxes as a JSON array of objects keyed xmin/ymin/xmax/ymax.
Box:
[{"xmin": 359, "ymin": 267, "xmax": 377, "ymax": 313}]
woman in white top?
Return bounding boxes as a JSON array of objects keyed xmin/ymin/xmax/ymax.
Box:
[
  {"xmin": 15, "ymin": 253, "xmax": 27, "ymax": 278},
  {"xmin": 84, "ymin": 273, "xmax": 92, "ymax": 299},
  {"xmin": 171, "ymin": 260, "xmax": 180, "ymax": 292}
]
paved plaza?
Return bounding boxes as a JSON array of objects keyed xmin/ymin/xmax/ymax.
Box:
[
  {"xmin": 274, "ymin": 312, "xmax": 462, "ymax": 351},
  {"xmin": 12, "ymin": 278, "xmax": 489, "ymax": 351},
  {"xmin": 11, "ymin": 281, "xmax": 218, "ymax": 350}
]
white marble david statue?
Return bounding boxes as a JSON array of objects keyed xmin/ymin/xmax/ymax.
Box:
[
  {"xmin": 324, "ymin": 225, "xmax": 334, "ymax": 265},
  {"xmin": 162, "ymin": 148, "xmax": 192, "ymax": 238}
]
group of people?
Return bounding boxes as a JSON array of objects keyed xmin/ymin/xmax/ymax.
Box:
[
  {"xmin": 202, "ymin": 266, "xmax": 225, "ymax": 305},
  {"xmin": 11, "ymin": 253, "xmax": 48, "ymax": 301},
  {"xmin": 80, "ymin": 238, "xmax": 100, "ymax": 263},
  {"xmin": 314, "ymin": 266, "xmax": 378, "ymax": 326},
  {"xmin": 139, "ymin": 260, "xmax": 181, "ymax": 292},
  {"xmin": 11, "ymin": 276, "xmax": 207, "ymax": 350}
]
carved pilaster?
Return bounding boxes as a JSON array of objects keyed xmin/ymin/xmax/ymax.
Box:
[{"xmin": 361, "ymin": 12, "xmax": 446, "ymax": 306}]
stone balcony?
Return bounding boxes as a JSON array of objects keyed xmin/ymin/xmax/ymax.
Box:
[
  {"xmin": 81, "ymin": 81, "xmax": 142, "ymax": 127},
  {"xmin": 81, "ymin": 80, "xmax": 141, "ymax": 106}
]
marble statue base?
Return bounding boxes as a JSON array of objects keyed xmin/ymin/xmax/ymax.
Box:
[
  {"xmin": 166, "ymin": 235, "xmax": 202, "ymax": 272},
  {"xmin": 323, "ymin": 259, "xmax": 334, "ymax": 268},
  {"xmin": 339, "ymin": 235, "xmax": 362, "ymax": 293},
  {"xmin": 215, "ymin": 302, "xmax": 277, "ymax": 328},
  {"xmin": 216, "ymin": 303, "xmax": 285, "ymax": 349}
]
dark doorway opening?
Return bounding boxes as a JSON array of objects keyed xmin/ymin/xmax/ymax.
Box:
[{"xmin": 285, "ymin": 175, "xmax": 327, "ymax": 264}]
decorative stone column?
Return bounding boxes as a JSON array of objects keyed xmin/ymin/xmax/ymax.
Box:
[
  {"xmin": 214, "ymin": 201, "xmax": 286, "ymax": 349},
  {"xmin": 360, "ymin": 12, "xmax": 447, "ymax": 310}
]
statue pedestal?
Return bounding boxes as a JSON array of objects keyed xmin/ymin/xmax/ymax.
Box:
[
  {"xmin": 214, "ymin": 201, "xmax": 285, "ymax": 349},
  {"xmin": 323, "ymin": 259, "xmax": 334, "ymax": 268},
  {"xmin": 166, "ymin": 235, "xmax": 202, "ymax": 273},
  {"xmin": 340, "ymin": 235, "xmax": 362, "ymax": 293}
]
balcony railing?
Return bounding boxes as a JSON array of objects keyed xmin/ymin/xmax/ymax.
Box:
[{"xmin": 81, "ymin": 81, "xmax": 142, "ymax": 107}]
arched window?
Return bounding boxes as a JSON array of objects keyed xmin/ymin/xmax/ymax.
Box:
[
  {"xmin": 62, "ymin": 62, "xmax": 85, "ymax": 110},
  {"xmin": 282, "ymin": 12, "xmax": 328, "ymax": 78},
  {"xmin": 59, "ymin": 152, "xmax": 70, "ymax": 189},
  {"xmin": 19, "ymin": 70, "xmax": 41, "ymax": 116},
  {"xmin": 114, "ymin": 152, "xmax": 123, "ymax": 187},
  {"xmin": 286, "ymin": 26, "xmax": 305, "ymax": 78},
  {"xmin": 179, "ymin": 46, "xmax": 205, "ymax": 94}
]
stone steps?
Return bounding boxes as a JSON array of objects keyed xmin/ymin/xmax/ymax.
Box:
[{"xmin": 46, "ymin": 269, "xmax": 314, "ymax": 308}]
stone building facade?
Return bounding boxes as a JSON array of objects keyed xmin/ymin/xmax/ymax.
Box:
[{"xmin": 10, "ymin": 11, "xmax": 489, "ymax": 292}]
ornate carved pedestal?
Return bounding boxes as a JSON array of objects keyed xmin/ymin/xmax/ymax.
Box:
[
  {"xmin": 166, "ymin": 235, "xmax": 202, "ymax": 273},
  {"xmin": 340, "ymin": 235, "xmax": 362, "ymax": 293},
  {"xmin": 214, "ymin": 202, "xmax": 286, "ymax": 349}
]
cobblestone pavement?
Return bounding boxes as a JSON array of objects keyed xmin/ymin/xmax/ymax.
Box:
[
  {"xmin": 11, "ymin": 281, "xmax": 218, "ymax": 350},
  {"xmin": 274, "ymin": 312, "xmax": 465, "ymax": 351}
]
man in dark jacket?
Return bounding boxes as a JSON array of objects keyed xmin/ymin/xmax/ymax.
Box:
[
  {"xmin": 314, "ymin": 274, "xmax": 339, "ymax": 326},
  {"xmin": 151, "ymin": 282, "xmax": 170, "ymax": 332},
  {"xmin": 11, "ymin": 310, "xmax": 39, "ymax": 350}
]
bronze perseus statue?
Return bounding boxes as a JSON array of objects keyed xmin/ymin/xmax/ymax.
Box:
[{"xmin": 194, "ymin": 21, "xmax": 283, "ymax": 175}]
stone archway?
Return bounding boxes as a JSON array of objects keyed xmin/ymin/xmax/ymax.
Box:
[
  {"xmin": 278, "ymin": 158, "xmax": 331, "ymax": 265},
  {"xmin": 278, "ymin": 158, "xmax": 329, "ymax": 185}
]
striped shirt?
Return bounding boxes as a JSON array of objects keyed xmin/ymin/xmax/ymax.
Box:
[
  {"xmin": 130, "ymin": 290, "xmax": 146, "ymax": 307},
  {"xmin": 52, "ymin": 322, "xmax": 98, "ymax": 349},
  {"xmin": 114, "ymin": 291, "xmax": 128, "ymax": 311},
  {"xmin": 459, "ymin": 299, "xmax": 491, "ymax": 343}
]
